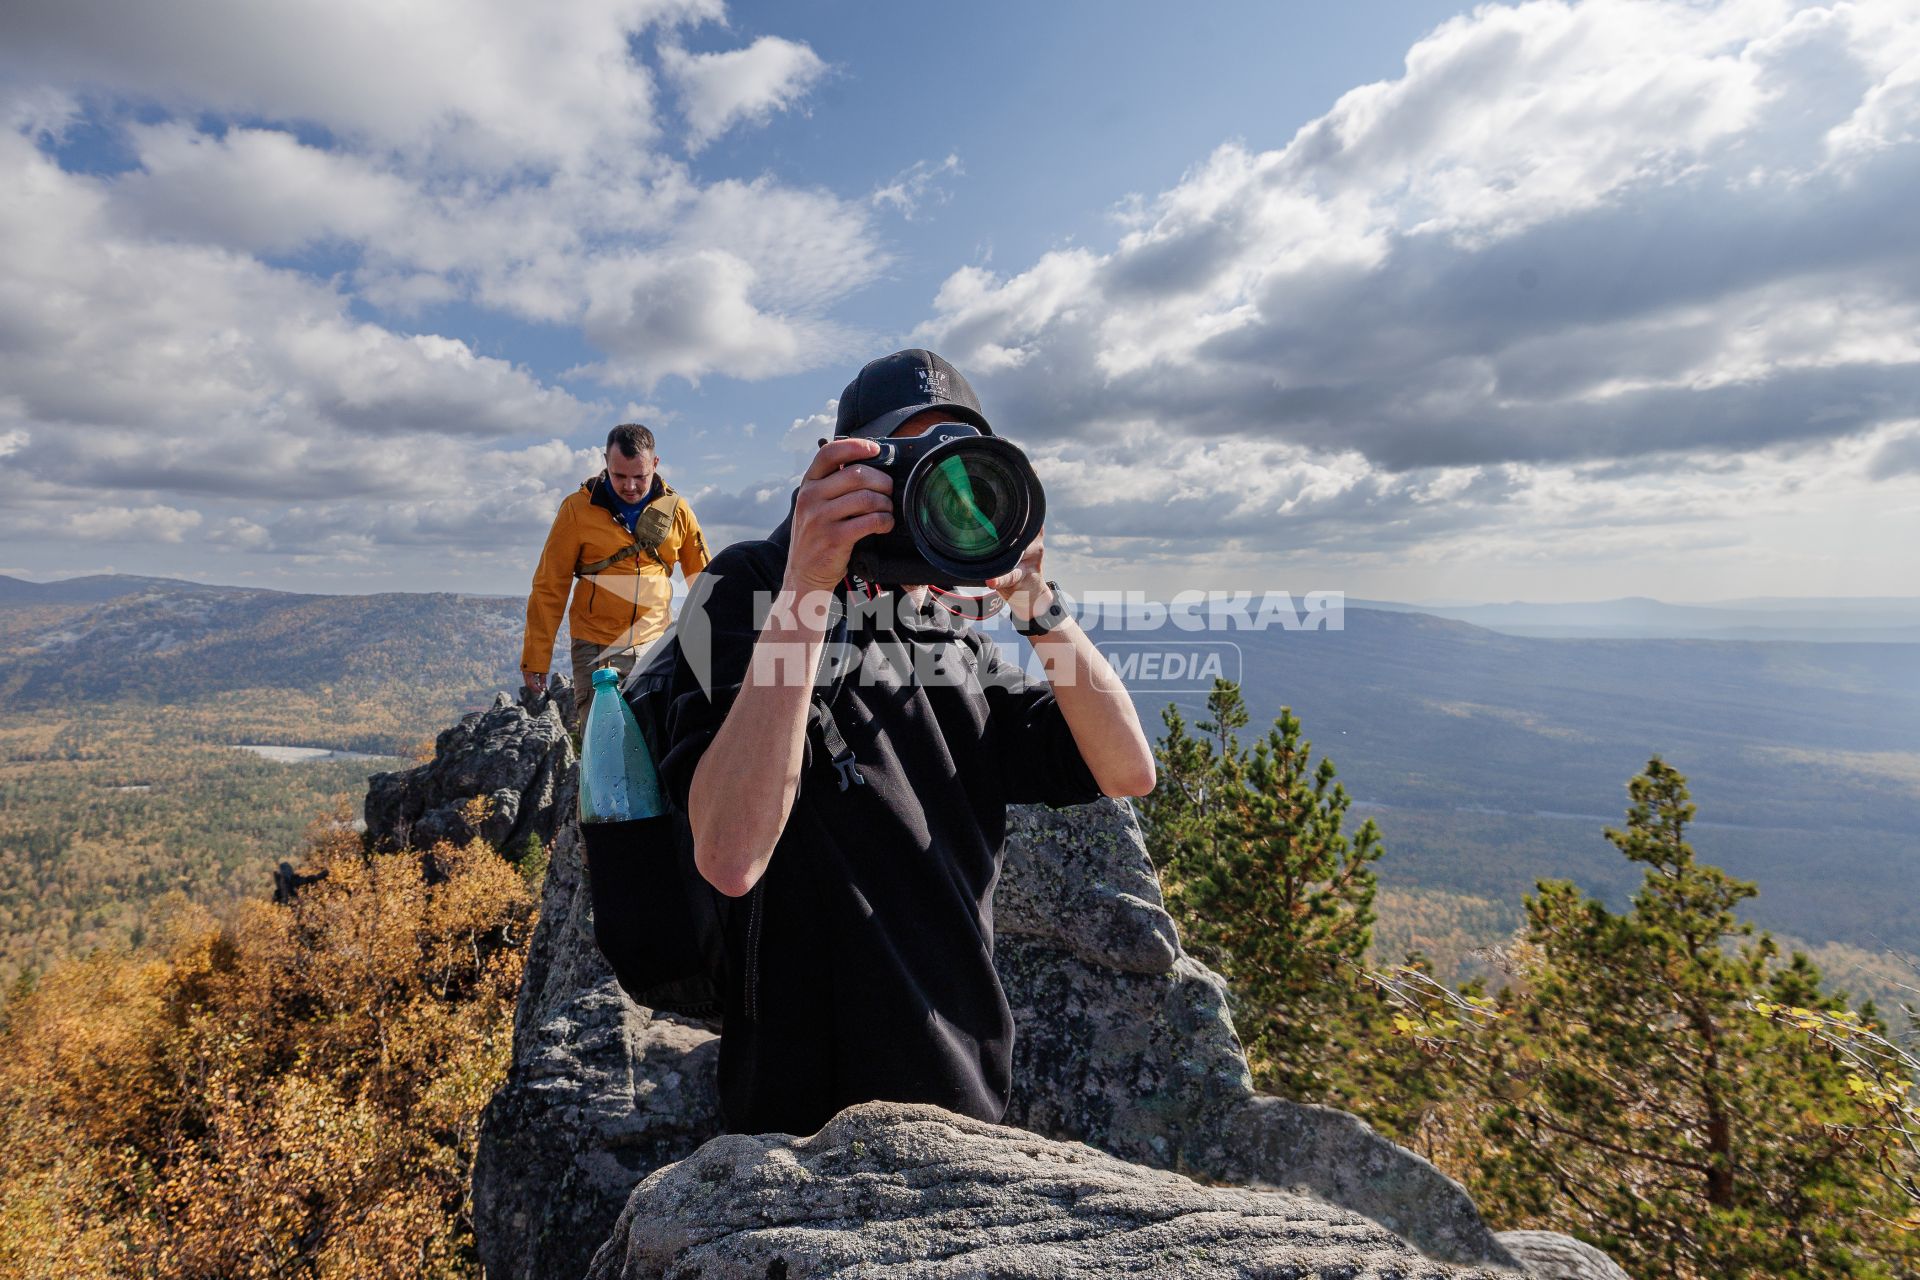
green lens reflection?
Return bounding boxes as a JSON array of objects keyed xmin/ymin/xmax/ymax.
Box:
[{"xmin": 921, "ymin": 455, "xmax": 1003, "ymax": 556}]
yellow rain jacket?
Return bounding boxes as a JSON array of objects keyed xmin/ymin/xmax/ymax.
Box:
[{"xmin": 520, "ymin": 474, "xmax": 711, "ymax": 674}]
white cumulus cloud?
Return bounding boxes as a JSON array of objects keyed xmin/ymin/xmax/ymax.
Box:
[
  {"xmin": 0, "ymin": 0, "xmax": 722, "ymax": 171},
  {"xmin": 8, "ymin": 2, "xmax": 885, "ymax": 392},
  {"xmin": 61, "ymin": 504, "xmax": 204, "ymax": 543},
  {"xmin": 660, "ymin": 35, "xmax": 827, "ymax": 152},
  {"xmin": 0, "ymin": 1, "xmax": 891, "ymax": 575},
  {"xmin": 911, "ymin": 0, "xmax": 1920, "ymax": 580}
]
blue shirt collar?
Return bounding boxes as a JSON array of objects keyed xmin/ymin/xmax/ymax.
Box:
[{"xmin": 599, "ymin": 473, "xmax": 661, "ymax": 532}]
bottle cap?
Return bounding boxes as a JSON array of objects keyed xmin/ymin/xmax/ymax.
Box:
[{"xmin": 591, "ymin": 667, "xmax": 621, "ymax": 689}]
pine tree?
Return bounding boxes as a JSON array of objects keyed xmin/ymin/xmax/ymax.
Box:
[
  {"xmin": 1142, "ymin": 679, "xmax": 1384, "ymax": 1100},
  {"xmin": 1136, "ymin": 679, "xmax": 1247, "ymax": 902},
  {"xmin": 1456, "ymin": 758, "xmax": 1912, "ymax": 1279}
]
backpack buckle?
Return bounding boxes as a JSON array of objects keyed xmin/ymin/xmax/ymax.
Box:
[{"xmin": 831, "ymin": 750, "xmax": 865, "ymax": 791}]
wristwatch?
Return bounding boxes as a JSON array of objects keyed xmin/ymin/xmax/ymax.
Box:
[{"xmin": 1014, "ymin": 580, "xmax": 1072, "ymax": 638}]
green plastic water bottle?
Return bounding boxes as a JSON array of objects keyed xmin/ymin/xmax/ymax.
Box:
[{"xmin": 578, "ymin": 667, "xmax": 666, "ymax": 823}]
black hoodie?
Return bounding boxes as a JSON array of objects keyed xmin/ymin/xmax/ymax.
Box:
[{"xmin": 655, "ymin": 518, "xmax": 1101, "ymax": 1136}]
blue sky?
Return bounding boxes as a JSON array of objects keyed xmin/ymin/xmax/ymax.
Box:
[{"xmin": 1, "ymin": 0, "xmax": 1917, "ymax": 603}]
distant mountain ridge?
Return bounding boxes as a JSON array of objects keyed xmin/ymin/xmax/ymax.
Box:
[
  {"xmin": 0, "ymin": 573, "xmax": 529, "ymax": 709},
  {"xmin": 0, "ymin": 571, "xmax": 530, "ymax": 604},
  {"xmin": 1127, "ymin": 606, "xmax": 1920, "ymax": 958},
  {"xmin": 11, "ymin": 573, "xmax": 1912, "ymax": 639},
  {"xmin": 0, "ymin": 572, "xmax": 192, "ymax": 605},
  {"xmin": 1349, "ymin": 594, "xmax": 1920, "ymax": 641}
]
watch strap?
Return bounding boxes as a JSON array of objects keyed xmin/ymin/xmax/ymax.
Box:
[{"xmin": 1015, "ymin": 580, "xmax": 1071, "ymax": 637}]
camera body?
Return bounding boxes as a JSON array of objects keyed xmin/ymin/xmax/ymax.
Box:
[{"xmin": 848, "ymin": 422, "xmax": 1046, "ymax": 587}]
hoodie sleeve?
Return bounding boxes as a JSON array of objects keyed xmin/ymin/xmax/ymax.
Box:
[
  {"xmin": 677, "ymin": 499, "xmax": 711, "ymax": 580},
  {"xmin": 520, "ymin": 498, "xmax": 579, "ymax": 674},
  {"xmin": 970, "ymin": 631, "xmax": 1103, "ymax": 808}
]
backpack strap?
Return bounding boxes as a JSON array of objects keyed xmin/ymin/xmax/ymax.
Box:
[
  {"xmin": 576, "ymin": 543, "xmax": 640, "ymax": 577},
  {"xmin": 810, "ymin": 694, "xmax": 862, "ymax": 792}
]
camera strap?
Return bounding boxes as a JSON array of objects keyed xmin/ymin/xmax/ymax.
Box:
[
  {"xmin": 927, "ymin": 586, "xmax": 1004, "ymax": 621},
  {"xmin": 807, "ymin": 588, "xmax": 864, "ymax": 791}
]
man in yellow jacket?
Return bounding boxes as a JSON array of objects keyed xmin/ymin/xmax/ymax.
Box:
[{"xmin": 521, "ymin": 424, "xmax": 710, "ymax": 728}]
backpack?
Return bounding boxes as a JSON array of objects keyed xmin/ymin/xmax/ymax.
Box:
[
  {"xmin": 577, "ymin": 589, "xmax": 860, "ymax": 1029},
  {"xmin": 575, "ymin": 491, "xmax": 681, "ymax": 577}
]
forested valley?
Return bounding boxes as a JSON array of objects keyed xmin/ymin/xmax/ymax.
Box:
[{"xmin": 1, "ymin": 578, "xmax": 1915, "ymax": 1276}]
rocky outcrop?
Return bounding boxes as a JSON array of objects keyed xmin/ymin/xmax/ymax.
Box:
[
  {"xmin": 364, "ymin": 689, "xmax": 571, "ymax": 857},
  {"xmin": 391, "ymin": 699, "xmax": 1621, "ymax": 1279},
  {"xmin": 585, "ymin": 1102, "xmax": 1515, "ymax": 1280},
  {"xmin": 362, "ymin": 682, "xmax": 718, "ymax": 1280},
  {"xmin": 995, "ymin": 801, "xmax": 1515, "ymax": 1266},
  {"xmin": 469, "ymin": 709, "xmax": 725, "ymax": 1280},
  {"xmin": 474, "ymin": 982, "xmax": 721, "ymax": 1280}
]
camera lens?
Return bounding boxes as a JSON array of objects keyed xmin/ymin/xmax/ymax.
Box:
[
  {"xmin": 914, "ymin": 449, "xmax": 1025, "ymax": 565},
  {"xmin": 849, "ymin": 424, "xmax": 1045, "ymax": 587}
]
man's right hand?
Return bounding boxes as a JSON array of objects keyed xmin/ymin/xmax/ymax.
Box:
[
  {"xmin": 523, "ymin": 670, "xmax": 547, "ymax": 694},
  {"xmin": 784, "ymin": 437, "xmax": 893, "ymax": 594}
]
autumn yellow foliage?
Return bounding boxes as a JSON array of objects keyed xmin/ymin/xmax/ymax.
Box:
[{"xmin": 0, "ymin": 808, "xmax": 535, "ymax": 1279}]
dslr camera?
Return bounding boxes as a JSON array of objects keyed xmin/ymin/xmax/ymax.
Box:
[{"xmin": 848, "ymin": 422, "xmax": 1046, "ymax": 587}]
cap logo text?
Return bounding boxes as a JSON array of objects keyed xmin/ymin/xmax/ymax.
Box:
[{"xmin": 917, "ymin": 367, "xmax": 951, "ymax": 400}]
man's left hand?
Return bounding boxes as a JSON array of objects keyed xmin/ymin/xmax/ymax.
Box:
[{"xmin": 986, "ymin": 529, "xmax": 1052, "ymax": 624}]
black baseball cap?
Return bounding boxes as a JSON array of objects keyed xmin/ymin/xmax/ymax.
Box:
[{"xmin": 834, "ymin": 348, "xmax": 993, "ymax": 439}]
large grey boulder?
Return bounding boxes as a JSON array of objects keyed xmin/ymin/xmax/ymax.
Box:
[
  {"xmin": 473, "ymin": 982, "xmax": 720, "ymax": 1280},
  {"xmin": 584, "ymin": 1102, "xmax": 1515, "ymax": 1280}
]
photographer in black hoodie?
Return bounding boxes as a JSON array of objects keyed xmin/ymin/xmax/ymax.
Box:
[{"xmin": 656, "ymin": 350, "xmax": 1156, "ymax": 1138}]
